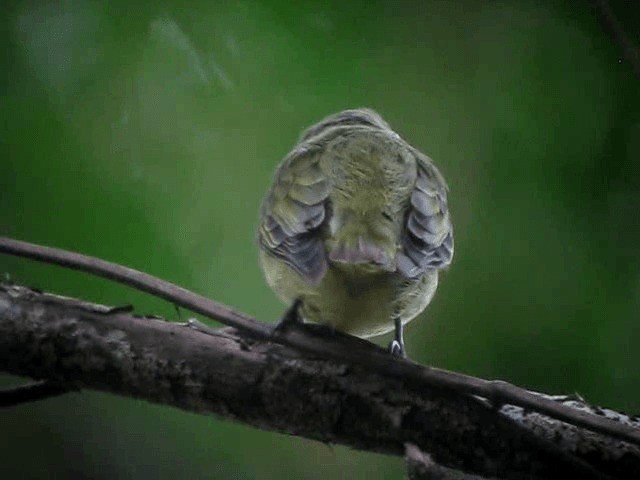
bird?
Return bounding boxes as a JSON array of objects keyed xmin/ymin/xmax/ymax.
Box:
[{"xmin": 257, "ymin": 108, "xmax": 453, "ymax": 357}]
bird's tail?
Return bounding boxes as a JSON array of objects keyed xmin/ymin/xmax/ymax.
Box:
[{"xmin": 326, "ymin": 221, "xmax": 397, "ymax": 272}]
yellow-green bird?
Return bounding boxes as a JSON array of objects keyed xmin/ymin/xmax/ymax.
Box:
[{"xmin": 258, "ymin": 109, "xmax": 453, "ymax": 357}]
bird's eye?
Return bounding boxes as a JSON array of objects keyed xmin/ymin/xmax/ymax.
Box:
[{"xmin": 382, "ymin": 211, "xmax": 394, "ymax": 221}]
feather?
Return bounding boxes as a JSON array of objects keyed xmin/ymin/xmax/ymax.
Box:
[
  {"xmin": 399, "ymin": 155, "xmax": 453, "ymax": 278},
  {"xmin": 258, "ymin": 147, "xmax": 331, "ymax": 285}
]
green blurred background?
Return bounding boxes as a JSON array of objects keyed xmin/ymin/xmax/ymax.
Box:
[{"xmin": 1, "ymin": 0, "xmax": 639, "ymax": 478}]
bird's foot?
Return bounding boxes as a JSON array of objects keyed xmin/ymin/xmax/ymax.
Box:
[
  {"xmin": 389, "ymin": 317, "xmax": 407, "ymax": 359},
  {"xmin": 389, "ymin": 339, "xmax": 407, "ymax": 359},
  {"xmin": 272, "ymin": 298, "xmax": 304, "ymax": 337}
]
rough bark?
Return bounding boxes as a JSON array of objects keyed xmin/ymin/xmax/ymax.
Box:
[
  {"xmin": 405, "ymin": 443, "xmax": 496, "ymax": 479},
  {"xmin": 1, "ymin": 283, "xmax": 638, "ymax": 479}
]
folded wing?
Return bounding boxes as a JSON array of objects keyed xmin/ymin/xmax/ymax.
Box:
[
  {"xmin": 258, "ymin": 146, "xmax": 331, "ymax": 285},
  {"xmin": 397, "ymin": 151, "xmax": 454, "ymax": 278}
]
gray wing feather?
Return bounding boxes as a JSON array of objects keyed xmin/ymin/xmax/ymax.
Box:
[
  {"xmin": 397, "ymin": 153, "xmax": 454, "ymax": 278},
  {"xmin": 258, "ymin": 146, "xmax": 330, "ymax": 285}
]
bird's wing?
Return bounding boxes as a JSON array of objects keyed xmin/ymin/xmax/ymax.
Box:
[
  {"xmin": 396, "ymin": 151, "xmax": 454, "ymax": 278},
  {"xmin": 258, "ymin": 145, "xmax": 331, "ymax": 285}
]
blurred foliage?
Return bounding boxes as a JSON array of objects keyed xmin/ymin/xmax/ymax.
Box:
[{"xmin": 1, "ymin": 0, "xmax": 639, "ymax": 478}]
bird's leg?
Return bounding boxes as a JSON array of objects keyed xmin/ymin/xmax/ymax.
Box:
[
  {"xmin": 389, "ymin": 317, "xmax": 407, "ymax": 358},
  {"xmin": 272, "ymin": 298, "xmax": 304, "ymax": 336}
]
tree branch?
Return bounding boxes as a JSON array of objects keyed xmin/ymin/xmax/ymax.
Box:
[
  {"xmin": 1, "ymin": 236, "xmax": 639, "ymax": 450},
  {"xmin": 1, "ymin": 283, "xmax": 639, "ymax": 479},
  {"xmin": 405, "ymin": 443, "xmax": 496, "ymax": 480}
]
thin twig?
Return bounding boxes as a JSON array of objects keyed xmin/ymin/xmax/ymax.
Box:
[
  {"xmin": 591, "ymin": 0, "xmax": 640, "ymax": 80},
  {"xmin": 0, "ymin": 236, "xmax": 639, "ymax": 447},
  {"xmin": 0, "ymin": 237, "xmax": 269, "ymax": 336},
  {"xmin": 0, "ymin": 381, "xmax": 72, "ymax": 407}
]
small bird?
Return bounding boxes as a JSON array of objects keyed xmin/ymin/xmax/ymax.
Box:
[{"xmin": 257, "ymin": 109, "xmax": 453, "ymax": 357}]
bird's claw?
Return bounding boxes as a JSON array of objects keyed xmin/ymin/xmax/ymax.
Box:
[
  {"xmin": 272, "ymin": 298, "xmax": 304, "ymax": 337},
  {"xmin": 389, "ymin": 339, "xmax": 407, "ymax": 359},
  {"xmin": 389, "ymin": 317, "xmax": 407, "ymax": 359}
]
